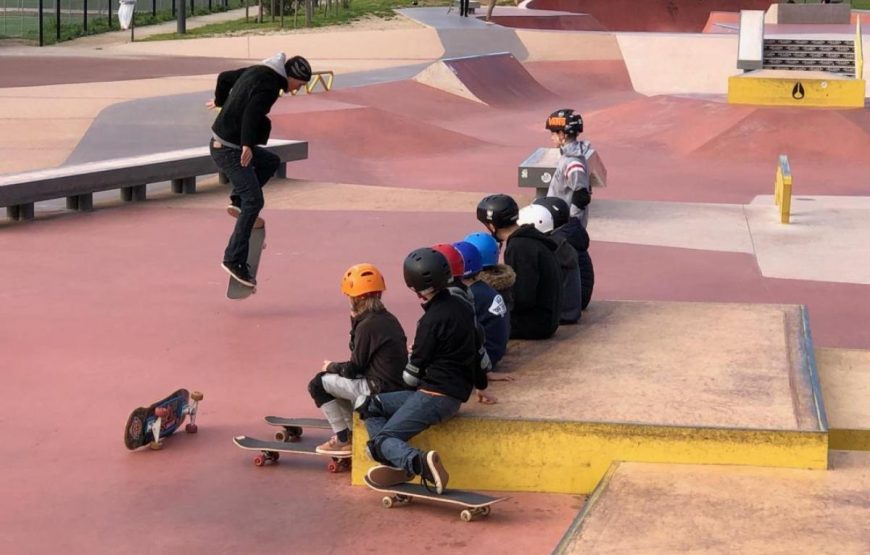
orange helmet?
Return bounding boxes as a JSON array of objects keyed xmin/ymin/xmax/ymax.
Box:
[{"xmin": 341, "ymin": 263, "xmax": 386, "ymax": 297}]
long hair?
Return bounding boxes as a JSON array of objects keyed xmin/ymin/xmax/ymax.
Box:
[{"xmin": 351, "ymin": 292, "xmax": 385, "ymax": 316}]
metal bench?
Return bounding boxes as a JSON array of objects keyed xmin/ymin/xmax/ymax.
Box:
[{"xmin": 0, "ymin": 139, "xmax": 308, "ymax": 221}]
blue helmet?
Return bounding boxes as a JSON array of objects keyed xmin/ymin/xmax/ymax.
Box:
[
  {"xmin": 452, "ymin": 241, "xmax": 482, "ymax": 277},
  {"xmin": 463, "ymin": 232, "xmax": 500, "ymax": 269}
]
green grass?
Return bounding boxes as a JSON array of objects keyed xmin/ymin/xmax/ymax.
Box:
[{"xmin": 142, "ymin": 0, "xmax": 447, "ymax": 40}]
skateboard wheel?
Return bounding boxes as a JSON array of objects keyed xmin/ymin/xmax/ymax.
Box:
[
  {"xmin": 155, "ymin": 407, "xmax": 169, "ymax": 418},
  {"xmin": 460, "ymin": 510, "xmax": 473, "ymax": 522},
  {"xmin": 327, "ymin": 462, "xmax": 338, "ymax": 473},
  {"xmin": 382, "ymin": 496, "xmax": 394, "ymax": 509},
  {"xmin": 185, "ymin": 423, "xmax": 198, "ymax": 434},
  {"xmin": 275, "ymin": 431, "xmax": 288, "ymax": 442},
  {"xmin": 191, "ymin": 391, "xmax": 204, "ymax": 401},
  {"xmin": 480, "ymin": 506, "xmax": 491, "ymax": 517},
  {"xmin": 254, "ymin": 455, "xmax": 265, "ymax": 467},
  {"xmin": 149, "ymin": 441, "xmax": 163, "ymax": 451}
]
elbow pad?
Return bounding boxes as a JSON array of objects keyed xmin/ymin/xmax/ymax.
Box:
[{"xmin": 571, "ymin": 188, "xmax": 591, "ymax": 209}]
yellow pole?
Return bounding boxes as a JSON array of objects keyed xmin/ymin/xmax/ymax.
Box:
[{"xmin": 856, "ymin": 16, "xmax": 864, "ymax": 80}]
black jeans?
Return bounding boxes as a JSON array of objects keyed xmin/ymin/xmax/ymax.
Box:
[
  {"xmin": 209, "ymin": 140, "xmax": 279, "ymax": 265},
  {"xmin": 460, "ymin": 0, "xmax": 469, "ymax": 16}
]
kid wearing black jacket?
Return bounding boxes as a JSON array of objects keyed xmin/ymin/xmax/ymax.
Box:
[
  {"xmin": 477, "ymin": 194, "xmax": 562, "ymax": 340},
  {"xmin": 208, "ymin": 53, "xmax": 311, "ymax": 287},
  {"xmin": 359, "ymin": 248, "xmax": 487, "ymax": 495},
  {"xmin": 307, "ymin": 264, "xmax": 408, "ymax": 457}
]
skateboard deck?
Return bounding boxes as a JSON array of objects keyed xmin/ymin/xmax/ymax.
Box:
[
  {"xmin": 124, "ymin": 389, "xmax": 204, "ymax": 450},
  {"xmin": 263, "ymin": 416, "xmax": 332, "ymax": 442},
  {"xmin": 363, "ymin": 475, "xmax": 509, "ymax": 521},
  {"xmin": 227, "ymin": 219, "xmax": 266, "ymax": 300},
  {"xmin": 233, "ymin": 435, "xmax": 352, "ymax": 473}
]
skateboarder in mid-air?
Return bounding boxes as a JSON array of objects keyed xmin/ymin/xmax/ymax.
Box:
[
  {"xmin": 207, "ymin": 53, "xmax": 311, "ymax": 288},
  {"xmin": 307, "ymin": 264, "xmax": 409, "ymax": 457},
  {"xmin": 356, "ymin": 248, "xmax": 488, "ymax": 495}
]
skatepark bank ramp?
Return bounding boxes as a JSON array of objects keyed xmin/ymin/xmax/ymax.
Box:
[{"xmin": 414, "ymin": 52, "xmax": 557, "ymax": 108}]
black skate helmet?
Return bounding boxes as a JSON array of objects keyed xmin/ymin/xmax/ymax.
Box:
[
  {"xmin": 545, "ymin": 108, "xmax": 583, "ymax": 136},
  {"xmin": 476, "ymin": 194, "xmax": 519, "ymax": 229},
  {"xmin": 533, "ymin": 196, "xmax": 570, "ymax": 229},
  {"xmin": 403, "ymin": 248, "xmax": 452, "ymax": 295}
]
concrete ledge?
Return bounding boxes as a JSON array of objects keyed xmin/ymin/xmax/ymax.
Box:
[
  {"xmin": 728, "ymin": 70, "xmax": 865, "ymax": 108},
  {"xmin": 818, "ymin": 347, "xmax": 870, "ymax": 451},
  {"xmin": 553, "ymin": 451, "xmax": 870, "ymax": 554},
  {"xmin": 352, "ymin": 300, "xmax": 830, "ymax": 493}
]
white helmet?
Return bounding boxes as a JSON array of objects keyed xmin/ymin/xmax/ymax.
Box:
[{"xmin": 517, "ymin": 204, "xmax": 554, "ymax": 233}]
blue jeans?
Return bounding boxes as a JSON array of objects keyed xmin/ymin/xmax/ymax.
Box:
[
  {"xmin": 365, "ymin": 390, "xmax": 461, "ymax": 475},
  {"xmin": 209, "ymin": 140, "xmax": 279, "ymax": 265}
]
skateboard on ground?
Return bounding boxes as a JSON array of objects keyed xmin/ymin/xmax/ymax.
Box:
[
  {"xmin": 264, "ymin": 416, "xmax": 333, "ymax": 442},
  {"xmin": 233, "ymin": 435, "xmax": 352, "ymax": 473},
  {"xmin": 363, "ymin": 475, "xmax": 509, "ymax": 522},
  {"xmin": 124, "ymin": 389, "xmax": 204, "ymax": 450},
  {"xmin": 226, "ymin": 216, "xmax": 266, "ymax": 300}
]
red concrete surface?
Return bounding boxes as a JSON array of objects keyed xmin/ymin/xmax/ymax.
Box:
[
  {"xmin": 0, "ymin": 206, "xmax": 584, "ymax": 554},
  {"xmin": 524, "ymin": 0, "xmax": 776, "ymax": 32},
  {"xmin": 0, "ymin": 55, "xmax": 250, "ymax": 87},
  {"xmin": 485, "ymin": 14, "xmax": 607, "ymax": 31},
  {"xmin": 703, "ymin": 11, "xmax": 740, "ymax": 34}
]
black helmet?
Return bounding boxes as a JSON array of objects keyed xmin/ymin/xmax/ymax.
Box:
[
  {"xmin": 545, "ymin": 108, "xmax": 583, "ymax": 136},
  {"xmin": 533, "ymin": 196, "xmax": 570, "ymax": 229},
  {"xmin": 403, "ymin": 248, "xmax": 452, "ymax": 294},
  {"xmin": 476, "ymin": 194, "xmax": 519, "ymax": 229}
]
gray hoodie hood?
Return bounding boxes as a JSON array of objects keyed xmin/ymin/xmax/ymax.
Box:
[
  {"xmin": 560, "ymin": 139, "xmax": 589, "ymax": 158},
  {"xmin": 259, "ymin": 53, "xmax": 288, "ymax": 80}
]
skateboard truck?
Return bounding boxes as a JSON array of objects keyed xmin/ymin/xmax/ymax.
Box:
[{"xmin": 148, "ymin": 391, "xmax": 204, "ymax": 450}]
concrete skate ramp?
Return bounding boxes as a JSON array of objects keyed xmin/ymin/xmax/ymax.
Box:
[
  {"xmin": 487, "ymin": 13, "xmax": 607, "ymax": 31},
  {"xmin": 418, "ymin": 52, "xmax": 557, "ymax": 107},
  {"xmin": 525, "ymin": 0, "xmax": 776, "ymax": 32}
]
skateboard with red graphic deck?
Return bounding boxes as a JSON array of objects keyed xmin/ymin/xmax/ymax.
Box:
[
  {"xmin": 364, "ymin": 475, "xmax": 509, "ymax": 522},
  {"xmin": 233, "ymin": 435, "xmax": 352, "ymax": 473},
  {"xmin": 124, "ymin": 389, "xmax": 203, "ymax": 450}
]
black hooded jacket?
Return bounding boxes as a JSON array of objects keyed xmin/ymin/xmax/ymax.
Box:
[
  {"xmin": 211, "ymin": 65, "xmax": 287, "ymax": 148},
  {"xmin": 504, "ymin": 225, "xmax": 563, "ymax": 339}
]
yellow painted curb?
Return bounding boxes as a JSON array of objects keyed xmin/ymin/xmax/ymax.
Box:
[
  {"xmin": 829, "ymin": 429, "xmax": 870, "ymax": 451},
  {"xmin": 352, "ymin": 418, "xmax": 828, "ymax": 494},
  {"xmin": 728, "ymin": 73, "xmax": 865, "ymax": 108}
]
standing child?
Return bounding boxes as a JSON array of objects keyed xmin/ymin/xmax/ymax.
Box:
[
  {"xmin": 307, "ymin": 264, "xmax": 408, "ymax": 456},
  {"xmin": 545, "ymin": 108, "xmax": 591, "ymax": 228},
  {"xmin": 359, "ymin": 248, "xmax": 487, "ymax": 494}
]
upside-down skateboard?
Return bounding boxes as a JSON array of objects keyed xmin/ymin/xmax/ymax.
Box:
[
  {"xmin": 226, "ymin": 216, "xmax": 266, "ymax": 300},
  {"xmin": 363, "ymin": 475, "xmax": 509, "ymax": 522},
  {"xmin": 124, "ymin": 389, "xmax": 204, "ymax": 450},
  {"xmin": 233, "ymin": 435, "xmax": 352, "ymax": 473},
  {"xmin": 264, "ymin": 416, "xmax": 333, "ymax": 442}
]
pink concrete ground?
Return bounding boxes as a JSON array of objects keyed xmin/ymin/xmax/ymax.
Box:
[{"xmin": 2, "ymin": 25, "xmax": 870, "ymax": 555}]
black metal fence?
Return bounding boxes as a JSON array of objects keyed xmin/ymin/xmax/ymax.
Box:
[{"xmin": 0, "ymin": 0, "xmax": 243, "ymax": 44}]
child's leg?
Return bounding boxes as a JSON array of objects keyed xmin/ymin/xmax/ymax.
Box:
[
  {"xmin": 367, "ymin": 391, "xmax": 461, "ymax": 475},
  {"xmin": 321, "ymin": 374, "xmax": 371, "ymax": 433},
  {"xmin": 361, "ymin": 390, "xmax": 415, "ymax": 442},
  {"xmin": 307, "ymin": 373, "xmax": 349, "ymax": 437}
]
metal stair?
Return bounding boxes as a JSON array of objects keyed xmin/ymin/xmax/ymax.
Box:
[{"xmin": 763, "ymin": 38, "xmax": 856, "ymax": 76}]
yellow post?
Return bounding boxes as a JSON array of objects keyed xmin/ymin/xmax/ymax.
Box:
[
  {"xmin": 775, "ymin": 155, "xmax": 792, "ymax": 224},
  {"xmin": 858, "ymin": 17, "xmax": 864, "ymax": 74}
]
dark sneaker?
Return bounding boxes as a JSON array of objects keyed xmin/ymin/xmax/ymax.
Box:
[
  {"xmin": 367, "ymin": 465, "xmax": 413, "ymax": 487},
  {"xmin": 221, "ymin": 262, "xmax": 256, "ymax": 288},
  {"xmin": 226, "ymin": 204, "xmax": 265, "ymax": 228},
  {"xmin": 421, "ymin": 450, "xmax": 448, "ymax": 494}
]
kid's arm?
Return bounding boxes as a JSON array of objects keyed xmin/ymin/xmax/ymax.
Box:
[{"xmin": 213, "ymin": 68, "xmax": 245, "ymax": 108}]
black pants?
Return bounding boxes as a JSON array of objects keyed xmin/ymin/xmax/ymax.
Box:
[
  {"xmin": 209, "ymin": 141, "xmax": 279, "ymax": 265},
  {"xmin": 460, "ymin": 0, "xmax": 469, "ymax": 16}
]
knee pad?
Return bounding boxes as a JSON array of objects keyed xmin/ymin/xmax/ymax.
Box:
[{"xmin": 307, "ymin": 372, "xmax": 333, "ymax": 407}]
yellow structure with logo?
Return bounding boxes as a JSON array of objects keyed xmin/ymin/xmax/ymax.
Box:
[{"xmin": 728, "ymin": 69, "xmax": 865, "ymax": 108}]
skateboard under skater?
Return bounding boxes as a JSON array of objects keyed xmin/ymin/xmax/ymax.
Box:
[
  {"xmin": 363, "ymin": 475, "xmax": 509, "ymax": 522},
  {"xmin": 226, "ymin": 215, "xmax": 266, "ymax": 300},
  {"xmin": 263, "ymin": 416, "xmax": 334, "ymax": 442},
  {"xmin": 124, "ymin": 389, "xmax": 204, "ymax": 450},
  {"xmin": 233, "ymin": 435, "xmax": 352, "ymax": 473}
]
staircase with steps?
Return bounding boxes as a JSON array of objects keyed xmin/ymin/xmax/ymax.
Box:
[{"xmin": 763, "ymin": 38, "xmax": 856, "ymax": 76}]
